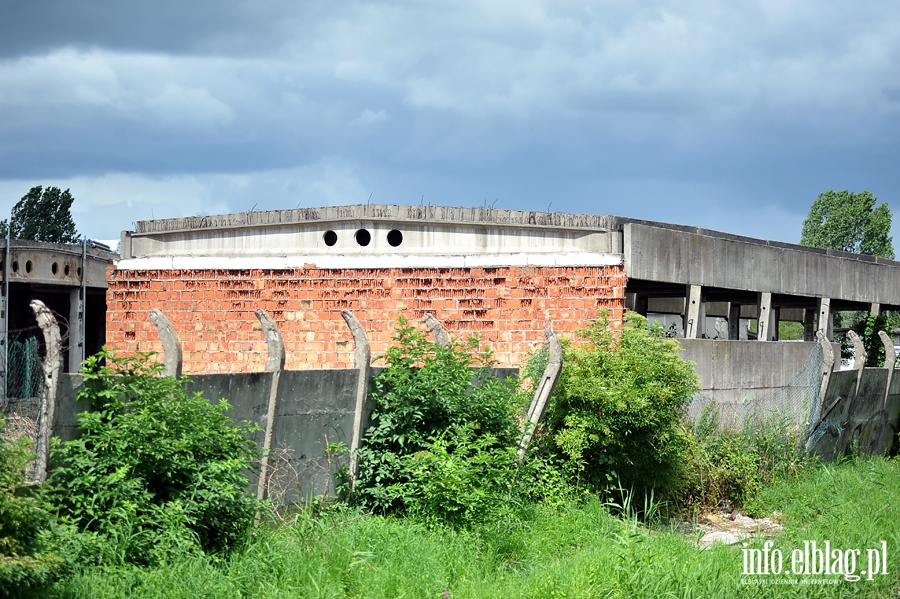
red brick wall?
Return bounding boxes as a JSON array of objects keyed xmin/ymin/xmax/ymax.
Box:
[{"xmin": 106, "ymin": 265, "xmax": 626, "ymax": 373}]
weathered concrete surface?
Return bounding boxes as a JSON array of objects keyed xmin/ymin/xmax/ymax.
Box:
[
  {"xmin": 121, "ymin": 205, "xmax": 623, "ymax": 262},
  {"xmin": 680, "ymin": 340, "xmax": 830, "ymax": 425},
  {"xmin": 1, "ymin": 239, "xmax": 116, "ymax": 288},
  {"xmin": 625, "ymin": 223, "xmax": 900, "ymax": 308}
]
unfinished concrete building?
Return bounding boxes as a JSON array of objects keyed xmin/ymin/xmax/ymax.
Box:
[
  {"xmin": 1, "ymin": 239, "xmax": 118, "ymax": 401},
  {"xmin": 109, "ymin": 204, "xmax": 900, "ymax": 374}
]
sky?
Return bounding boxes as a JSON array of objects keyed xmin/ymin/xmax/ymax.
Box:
[{"xmin": 1, "ymin": 0, "xmax": 899, "ymax": 247}]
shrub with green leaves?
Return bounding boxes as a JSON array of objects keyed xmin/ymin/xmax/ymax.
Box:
[
  {"xmin": 0, "ymin": 416, "xmax": 63, "ymax": 596},
  {"xmin": 48, "ymin": 349, "xmax": 262, "ymax": 565},
  {"xmin": 353, "ymin": 319, "xmax": 523, "ymax": 526},
  {"xmin": 540, "ymin": 311, "xmax": 699, "ymax": 497}
]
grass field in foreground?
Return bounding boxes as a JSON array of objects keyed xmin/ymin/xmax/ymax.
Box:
[{"xmin": 50, "ymin": 456, "xmax": 900, "ymax": 599}]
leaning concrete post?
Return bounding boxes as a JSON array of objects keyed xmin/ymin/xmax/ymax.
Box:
[
  {"xmin": 816, "ymin": 330, "xmax": 835, "ymax": 406},
  {"xmin": 254, "ymin": 309, "xmax": 285, "ymax": 501},
  {"xmin": 879, "ymin": 330, "xmax": 895, "ymax": 412},
  {"xmin": 148, "ymin": 309, "xmax": 183, "ymax": 378},
  {"xmin": 423, "ymin": 313, "xmax": 451, "ymax": 347},
  {"xmin": 30, "ymin": 300, "xmax": 62, "ymax": 484},
  {"xmin": 806, "ymin": 330, "xmax": 837, "ymax": 453},
  {"xmin": 518, "ymin": 327, "xmax": 563, "ymax": 461},
  {"xmin": 341, "ymin": 310, "xmax": 371, "ymax": 488}
]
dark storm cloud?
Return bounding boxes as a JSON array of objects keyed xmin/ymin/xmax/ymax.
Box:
[
  {"xmin": 0, "ymin": 0, "xmax": 312, "ymax": 57},
  {"xmin": 0, "ymin": 0, "xmax": 899, "ymax": 244}
]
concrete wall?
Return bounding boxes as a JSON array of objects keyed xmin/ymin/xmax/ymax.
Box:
[
  {"xmin": 680, "ymin": 340, "xmax": 825, "ymax": 424},
  {"xmin": 107, "ymin": 265, "xmax": 626, "ymax": 372}
]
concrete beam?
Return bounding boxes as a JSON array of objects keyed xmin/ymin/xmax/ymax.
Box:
[{"xmin": 624, "ymin": 222, "xmax": 900, "ymax": 308}]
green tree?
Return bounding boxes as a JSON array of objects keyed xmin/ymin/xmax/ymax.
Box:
[
  {"xmin": 800, "ymin": 190, "xmax": 894, "ymax": 259},
  {"xmin": 0, "ymin": 186, "xmax": 80, "ymax": 243}
]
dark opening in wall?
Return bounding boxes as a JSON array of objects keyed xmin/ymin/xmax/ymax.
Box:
[
  {"xmin": 355, "ymin": 229, "xmax": 371, "ymax": 246},
  {"xmin": 387, "ymin": 229, "xmax": 403, "ymax": 247},
  {"xmin": 24, "ymin": 260, "xmax": 32, "ymax": 273},
  {"xmin": 323, "ymin": 230, "xmax": 338, "ymax": 246},
  {"xmin": 52, "ymin": 262, "xmax": 58, "ymax": 275}
]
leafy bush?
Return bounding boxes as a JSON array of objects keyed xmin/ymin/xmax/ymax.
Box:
[
  {"xmin": 353, "ymin": 319, "xmax": 523, "ymax": 526},
  {"xmin": 48, "ymin": 349, "xmax": 262, "ymax": 565},
  {"xmin": 540, "ymin": 311, "xmax": 699, "ymax": 497},
  {"xmin": 0, "ymin": 416, "xmax": 63, "ymax": 596}
]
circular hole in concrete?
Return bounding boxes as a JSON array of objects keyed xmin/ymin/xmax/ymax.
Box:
[
  {"xmin": 25, "ymin": 260, "xmax": 32, "ymax": 273},
  {"xmin": 355, "ymin": 229, "xmax": 371, "ymax": 246},
  {"xmin": 323, "ymin": 230, "xmax": 338, "ymax": 247},
  {"xmin": 12, "ymin": 261, "xmax": 18, "ymax": 273},
  {"xmin": 77, "ymin": 266, "xmax": 82, "ymax": 277},
  {"xmin": 387, "ymin": 229, "xmax": 403, "ymax": 247},
  {"xmin": 64, "ymin": 264, "xmax": 71, "ymax": 276},
  {"xmin": 52, "ymin": 262, "xmax": 58, "ymax": 275}
]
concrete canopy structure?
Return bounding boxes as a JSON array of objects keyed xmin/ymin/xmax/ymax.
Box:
[
  {"xmin": 2, "ymin": 239, "xmax": 118, "ymax": 401},
  {"xmin": 110, "ymin": 205, "xmax": 900, "ymax": 372}
]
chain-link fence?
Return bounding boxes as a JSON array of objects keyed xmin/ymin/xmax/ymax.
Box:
[
  {"xmin": 2, "ymin": 335, "xmax": 44, "ymax": 444},
  {"xmin": 687, "ymin": 343, "xmax": 824, "ymax": 444}
]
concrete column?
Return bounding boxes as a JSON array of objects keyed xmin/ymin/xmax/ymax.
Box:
[
  {"xmin": 870, "ymin": 303, "xmax": 881, "ymax": 317},
  {"xmin": 633, "ymin": 294, "xmax": 648, "ymax": 316},
  {"xmin": 684, "ymin": 285, "xmax": 704, "ymax": 339},
  {"xmin": 803, "ymin": 308, "xmax": 816, "ymax": 342},
  {"xmin": 68, "ymin": 288, "xmax": 84, "ymax": 373},
  {"xmin": 817, "ymin": 298, "xmax": 833, "ymax": 340},
  {"xmin": 757, "ymin": 292, "xmax": 775, "ymax": 341},
  {"xmin": 727, "ymin": 303, "xmax": 741, "ymax": 340}
]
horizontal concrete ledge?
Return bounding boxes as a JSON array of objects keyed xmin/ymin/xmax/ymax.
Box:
[
  {"xmin": 130, "ymin": 205, "xmax": 624, "ymax": 236},
  {"xmin": 115, "ymin": 253, "xmax": 624, "ymax": 271}
]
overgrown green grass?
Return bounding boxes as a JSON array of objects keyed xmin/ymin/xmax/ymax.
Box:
[{"xmin": 46, "ymin": 456, "xmax": 900, "ymax": 598}]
